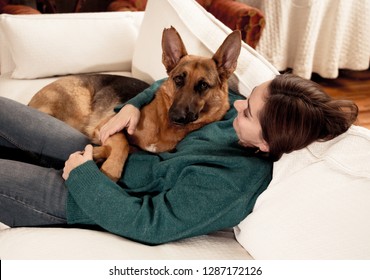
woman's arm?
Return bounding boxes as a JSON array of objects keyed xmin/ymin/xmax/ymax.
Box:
[
  {"xmin": 65, "ymin": 154, "xmax": 272, "ymax": 245},
  {"xmin": 99, "ymin": 78, "xmax": 166, "ymax": 144},
  {"xmin": 115, "ymin": 78, "xmax": 166, "ymax": 111},
  {"xmin": 65, "ymin": 88, "xmax": 272, "ymax": 245},
  {"xmin": 99, "ymin": 104, "xmax": 140, "ymax": 144}
]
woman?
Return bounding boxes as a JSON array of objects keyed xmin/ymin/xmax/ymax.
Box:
[
  {"xmin": 0, "ymin": 74, "xmax": 358, "ymax": 244},
  {"xmin": 98, "ymin": 73, "xmax": 358, "ymax": 162}
]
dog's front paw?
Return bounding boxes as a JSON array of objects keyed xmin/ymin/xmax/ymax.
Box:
[
  {"xmin": 93, "ymin": 146, "xmax": 110, "ymax": 161},
  {"xmin": 100, "ymin": 160, "xmax": 124, "ymax": 182}
]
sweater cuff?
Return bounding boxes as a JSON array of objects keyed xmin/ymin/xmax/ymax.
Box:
[
  {"xmin": 66, "ymin": 160, "xmax": 101, "ymax": 191},
  {"xmin": 65, "ymin": 160, "xmax": 112, "ymax": 224}
]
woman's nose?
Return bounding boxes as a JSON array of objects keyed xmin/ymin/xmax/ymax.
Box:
[{"xmin": 234, "ymin": 99, "xmax": 246, "ymax": 112}]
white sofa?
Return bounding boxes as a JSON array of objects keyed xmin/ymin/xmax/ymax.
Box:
[{"xmin": 1, "ymin": 0, "xmax": 370, "ymax": 260}]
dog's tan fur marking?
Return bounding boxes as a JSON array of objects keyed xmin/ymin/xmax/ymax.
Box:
[{"xmin": 29, "ymin": 76, "xmax": 92, "ymax": 133}]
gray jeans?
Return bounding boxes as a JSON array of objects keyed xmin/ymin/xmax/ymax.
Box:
[{"xmin": 0, "ymin": 97, "xmax": 90, "ymax": 227}]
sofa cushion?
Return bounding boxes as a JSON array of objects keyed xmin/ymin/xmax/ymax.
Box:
[
  {"xmin": 0, "ymin": 226, "xmax": 252, "ymax": 259},
  {"xmin": 234, "ymin": 125, "xmax": 370, "ymax": 259},
  {"xmin": 0, "ymin": 12, "xmax": 144, "ymax": 79},
  {"xmin": 131, "ymin": 0, "xmax": 278, "ymax": 98}
]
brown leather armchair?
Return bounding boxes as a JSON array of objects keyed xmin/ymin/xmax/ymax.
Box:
[{"xmin": 195, "ymin": 0, "xmax": 265, "ymax": 48}]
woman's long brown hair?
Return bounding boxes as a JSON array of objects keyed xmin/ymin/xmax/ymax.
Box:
[{"xmin": 259, "ymin": 73, "xmax": 358, "ymax": 161}]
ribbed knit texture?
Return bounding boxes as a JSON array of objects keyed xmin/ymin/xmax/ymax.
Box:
[{"xmin": 66, "ymin": 81, "xmax": 272, "ymax": 245}]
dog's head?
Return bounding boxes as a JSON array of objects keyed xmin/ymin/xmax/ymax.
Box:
[{"xmin": 162, "ymin": 27, "xmax": 241, "ymax": 125}]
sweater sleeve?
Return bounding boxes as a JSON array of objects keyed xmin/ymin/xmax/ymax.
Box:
[
  {"xmin": 65, "ymin": 156, "xmax": 272, "ymax": 245},
  {"xmin": 114, "ymin": 78, "xmax": 166, "ymax": 112},
  {"xmin": 65, "ymin": 89, "xmax": 272, "ymax": 245}
]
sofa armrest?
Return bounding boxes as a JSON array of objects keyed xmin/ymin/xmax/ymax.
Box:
[{"xmin": 202, "ymin": 0, "xmax": 265, "ymax": 49}]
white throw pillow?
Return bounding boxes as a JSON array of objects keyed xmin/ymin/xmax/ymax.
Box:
[
  {"xmin": 132, "ymin": 0, "xmax": 278, "ymax": 98},
  {"xmin": 235, "ymin": 125, "xmax": 370, "ymax": 259},
  {"xmin": 0, "ymin": 12, "xmax": 144, "ymax": 79}
]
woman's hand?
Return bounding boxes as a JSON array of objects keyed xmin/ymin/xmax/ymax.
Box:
[
  {"xmin": 99, "ymin": 104, "xmax": 140, "ymax": 145},
  {"xmin": 62, "ymin": 144, "xmax": 93, "ymax": 180}
]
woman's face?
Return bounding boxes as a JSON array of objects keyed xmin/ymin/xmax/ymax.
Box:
[{"xmin": 233, "ymin": 80, "xmax": 270, "ymax": 152}]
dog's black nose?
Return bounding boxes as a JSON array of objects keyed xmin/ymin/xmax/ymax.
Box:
[{"xmin": 170, "ymin": 110, "xmax": 198, "ymax": 125}]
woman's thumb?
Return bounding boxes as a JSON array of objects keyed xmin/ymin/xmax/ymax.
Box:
[
  {"xmin": 84, "ymin": 144, "xmax": 94, "ymax": 160},
  {"xmin": 127, "ymin": 118, "xmax": 139, "ymax": 135}
]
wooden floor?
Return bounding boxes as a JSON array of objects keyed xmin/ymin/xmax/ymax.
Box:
[{"xmin": 311, "ymin": 69, "xmax": 370, "ymax": 130}]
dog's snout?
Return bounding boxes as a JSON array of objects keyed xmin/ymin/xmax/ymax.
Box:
[{"xmin": 169, "ymin": 107, "xmax": 199, "ymax": 125}]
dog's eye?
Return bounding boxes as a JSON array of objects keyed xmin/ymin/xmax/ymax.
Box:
[
  {"xmin": 200, "ymin": 81, "xmax": 209, "ymax": 90},
  {"xmin": 173, "ymin": 75, "xmax": 185, "ymax": 87},
  {"xmin": 195, "ymin": 81, "xmax": 209, "ymax": 93}
]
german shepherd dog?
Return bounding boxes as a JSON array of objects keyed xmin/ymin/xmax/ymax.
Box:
[{"xmin": 29, "ymin": 27, "xmax": 241, "ymax": 181}]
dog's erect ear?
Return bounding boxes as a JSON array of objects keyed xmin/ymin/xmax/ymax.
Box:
[
  {"xmin": 212, "ymin": 30, "xmax": 241, "ymax": 80},
  {"xmin": 162, "ymin": 26, "xmax": 188, "ymax": 74}
]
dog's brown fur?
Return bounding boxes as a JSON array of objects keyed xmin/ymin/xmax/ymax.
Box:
[{"xmin": 29, "ymin": 27, "xmax": 241, "ymax": 181}]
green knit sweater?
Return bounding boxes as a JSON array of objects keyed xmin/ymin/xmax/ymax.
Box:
[{"xmin": 65, "ymin": 79, "xmax": 273, "ymax": 245}]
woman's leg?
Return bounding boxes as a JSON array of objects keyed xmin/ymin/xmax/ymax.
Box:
[
  {"xmin": 0, "ymin": 97, "xmax": 89, "ymax": 226},
  {"xmin": 0, "ymin": 159, "xmax": 67, "ymax": 227},
  {"xmin": 0, "ymin": 97, "xmax": 90, "ymax": 168}
]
